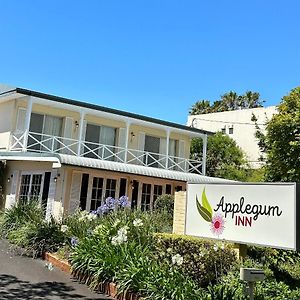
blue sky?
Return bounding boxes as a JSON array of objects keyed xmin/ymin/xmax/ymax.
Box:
[{"xmin": 1, "ymin": 0, "xmax": 299, "ymax": 124}]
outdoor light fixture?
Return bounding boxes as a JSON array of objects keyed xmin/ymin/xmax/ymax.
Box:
[
  {"xmin": 7, "ymin": 174, "xmax": 13, "ymax": 183},
  {"xmin": 54, "ymin": 173, "xmax": 61, "ymax": 183},
  {"xmin": 75, "ymin": 120, "xmax": 79, "ymax": 129},
  {"xmin": 130, "ymin": 132, "xmax": 135, "ymax": 142}
]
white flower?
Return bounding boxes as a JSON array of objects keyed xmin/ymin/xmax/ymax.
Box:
[
  {"xmin": 60, "ymin": 225, "xmax": 68, "ymax": 233},
  {"xmin": 221, "ymin": 243, "xmax": 225, "ymax": 250},
  {"xmin": 213, "ymin": 244, "xmax": 218, "ymax": 252},
  {"xmin": 87, "ymin": 213, "xmax": 97, "ymax": 221},
  {"xmin": 118, "ymin": 226, "xmax": 128, "ymax": 236},
  {"xmin": 167, "ymin": 247, "xmax": 173, "ymax": 253},
  {"xmin": 133, "ymin": 218, "xmax": 143, "ymax": 227},
  {"xmin": 111, "ymin": 232, "xmax": 127, "ymax": 245},
  {"xmin": 172, "ymin": 254, "xmax": 183, "ymax": 266}
]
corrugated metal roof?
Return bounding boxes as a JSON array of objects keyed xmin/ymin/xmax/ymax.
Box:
[
  {"xmin": 0, "ymin": 152, "xmax": 232, "ymax": 183},
  {"xmin": 59, "ymin": 154, "xmax": 231, "ymax": 183}
]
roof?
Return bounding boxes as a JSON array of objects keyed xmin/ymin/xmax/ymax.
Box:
[
  {"xmin": 0, "ymin": 85, "xmax": 213, "ymax": 136},
  {"xmin": 0, "ymin": 152, "xmax": 231, "ymax": 184}
]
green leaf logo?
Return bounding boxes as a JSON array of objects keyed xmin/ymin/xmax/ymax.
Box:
[{"xmin": 196, "ymin": 188, "xmax": 213, "ymax": 222}]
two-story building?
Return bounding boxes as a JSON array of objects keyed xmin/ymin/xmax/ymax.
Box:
[{"xmin": 0, "ymin": 84, "xmax": 227, "ymax": 219}]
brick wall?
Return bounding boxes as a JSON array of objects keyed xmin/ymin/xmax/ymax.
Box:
[{"xmin": 173, "ymin": 191, "xmax": 187, "ymax": 235}]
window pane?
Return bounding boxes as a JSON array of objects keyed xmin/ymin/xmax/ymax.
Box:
[
  {"xmin": 90, "ymin": 177, "xmax": 103, "ymax": 211},
  {"xmin": 19, "ymin": 175, "xmax": 31, "ymax": 203},
  {"xmin": 105, "ymin": 178, "xmax": 117, "ymax": 198},
  {"xmin": 141, "ymin": 183, "xmax": 151, "ymax": 211},
  {"xmin": 85, "ymin": 124, "xmax": 101, "ymax": 159},
  {"xmin": 30, "ymin": 174, "xmax": 42, "ymax": 200},
  {"xmin": 144, "ymin": 135, "xmax": 160, "ymax": 168},
  {"xmin": 153, "ymin": 185, "xmax": 163, "ymax": 208}
]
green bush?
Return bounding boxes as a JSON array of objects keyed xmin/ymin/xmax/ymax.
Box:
[
  {"xmin": 7, "ymin": 217, "xmax": 65, "ymax": 257},
  {"xmin": 154, "ymin": 194, "xmax": 174, "ymax": 214},
  {"xmin": 154, "ymin": 233, "xmax": 237, "ymax": 286},
  {"xmin": 1, "ymin": 200, "xmax": 66, "ymax": 257},
  {"xmin": 0, "ymin": 200, "xmax": 44, "ymax": 237}
]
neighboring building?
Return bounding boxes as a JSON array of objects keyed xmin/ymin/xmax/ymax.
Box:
[
  {"xmin": 187, "ymin": 106, "xmax": 278, "ymax": 168},
  {"xmin": 0, "ymin": 85, "xmax": 227, "ymax": 219}
]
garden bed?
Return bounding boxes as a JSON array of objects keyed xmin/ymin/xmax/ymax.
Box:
[{"xmin": 43, "ymin": 251, "xmax": 140, "ymax": 300}]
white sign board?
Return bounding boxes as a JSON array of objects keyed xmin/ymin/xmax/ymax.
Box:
[{"xmin": 185, "ymin": 183, "xmax": 299, "ymax": 250}]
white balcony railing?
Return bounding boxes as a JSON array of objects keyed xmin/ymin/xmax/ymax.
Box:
[{"xmin": 9, "ymin": 131, "xmax": 203, "ymax": 174}]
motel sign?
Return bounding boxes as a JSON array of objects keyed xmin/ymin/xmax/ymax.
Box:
[{"xmin": 185, "ymin": 183, "xmax": 300, "ymax": 250}]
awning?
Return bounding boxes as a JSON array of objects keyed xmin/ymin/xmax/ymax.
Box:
[
  {"xmin": 0, "ymin": 152, "xmax": 232, "ymax": 183},
  {"xmin": 0, "ymin": 152, "xmax": 61, "ymax": 168},
  {"xmin": 58, "ymin": 154, "xmax": 231, "ymax": 183}
]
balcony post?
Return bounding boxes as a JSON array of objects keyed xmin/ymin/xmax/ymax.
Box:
[
  {"xmin": 23, "ymin": 96, "xmax": 33, "ymax": 152},
  {"xmin": 165, "ymin": 130, "xmax": 170, "ymax": 168},
  {"xmin": 124, "ymin": 121, "xmax": 131, "ymax": 162},
  {"xmin": 202, "ymin": 134, "xmax": 207, "ymax": 175},
  {"xmin": 77, "ymin": 112, "xmax": 85, "ymax": 156}
]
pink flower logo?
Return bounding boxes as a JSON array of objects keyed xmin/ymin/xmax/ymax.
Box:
[
  {"xmin": 210, "ymin": 213, "xmax": 225, "ymax": 236},
  {"xmin": 196, "ymin": 188, "xmax": 225, "ymax": 236}
]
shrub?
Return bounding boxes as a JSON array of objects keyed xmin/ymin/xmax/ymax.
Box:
[
  {"xmin": 7, "ymin": 217, "xmax": 65, "ymax": 257},
  {"xmin": 154, "ymin": 194, "xmax": 174, "ymax": 215},
  {"xmin": 0, "ymin": 200, "xmax": 44, "ymax": 238},
  {"xmin": 153, "ymin": 233, "xmax": 237, "ymax": 286}
]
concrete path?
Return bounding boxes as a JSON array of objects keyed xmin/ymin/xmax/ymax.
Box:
[{"xmin": 0, "ymin": 239, "xmax": 113, "ymax": 300}]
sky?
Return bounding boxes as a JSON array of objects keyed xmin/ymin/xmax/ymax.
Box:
[{"xmin": 0, "ymin": 0, "xmax": 300, "ymax": 124}]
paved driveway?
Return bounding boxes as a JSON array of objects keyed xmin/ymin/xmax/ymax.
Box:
[{"xmin": 0, "ymin": 239, "xmax": 113, "ymax": 300}]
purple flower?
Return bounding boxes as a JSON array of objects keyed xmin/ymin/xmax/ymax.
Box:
[
  {"xmin": 119, "ymin": 195, "xmax": 130, "ymax": 207},
  {"xmin": 71, "ymin": 237, "xmax": 79, "ymax": 247}
]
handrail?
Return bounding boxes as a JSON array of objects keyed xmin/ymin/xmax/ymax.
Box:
[{"xmin": 10, "ymin": 131, "xmax": 203, "ymax": 174}]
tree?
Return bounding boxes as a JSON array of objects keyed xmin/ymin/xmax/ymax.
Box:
[
  {"xmin": 190, "ymin": 132, "xmax": 248, "ymax": 181},
  {"xmin": 189, "ymin": 91, "xmax": 264, "ymax": 115},
  {"xmin": 189, "ymin": 100, "xmax": 211, "ymax": 115},
  {"xmin": 263, "ymin": 87, "xmax": 300, "ymax": 182}
]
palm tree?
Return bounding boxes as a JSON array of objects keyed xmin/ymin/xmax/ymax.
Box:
[
  {"xmin": 189, "ymin": 100, "xmax": 211, "ymax": 115},
  {"xmin": 242, "ymin": 91, "xmax": 264, "ymax": 108}
]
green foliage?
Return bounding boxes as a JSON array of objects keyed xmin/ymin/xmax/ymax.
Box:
[
  {"xmin": 0, "ymin": 200, "xmax": 65, "ymax": 257},
  {"xmin": 8, "ymin": 217, "xmax": 65, "ymax": 256},
  {"xmin": 0, "ymin": 200, "xmax": 44, "ymax": 237},
  {"xmin": 154, "ymin": 194, "xmax": 174, "ymax": 214},
  {"xmin": 189, "ymin": 91, "xmax": 264, "ymax": 115},
  {"xmin": 263, "ymin": 86, "xmax": 300, "ymax": 182},
  {"xmin": 191, "ymin": 132, "xmax": 248, "ymax": 180},
  {"xmin": 153, "ymin": 233, "xmax": 237, "ymax": 286}
]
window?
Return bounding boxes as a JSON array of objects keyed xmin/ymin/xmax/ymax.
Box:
[
  {"xmin": 166, "ymin": 184, "xmax": 172, "ymax": 194},
  {"xmin": 19, "ymin": 173, "xmax": 43, "ymax": 203},
  {"xmin": 85, "ymin": 124, "xmax": 116, "ymax": 160},
  {"xmin": 141, "ymin": 183, "xmax": 151, "ymax": 211},
  {"xmin": 144, "ymin": 135, "xmax": 160, "ymax": 167},
  {"xmin": 221, "ymin": 127, "xmax": 226, "ymax": 134},
  {"xmin": 91, "ymin": 177, "xmax": 104, "ymax": 211},
  {"xmin": 229, "ymin": 126, "xmax": 234, "ymax": 134},
  {"xmin": 153, "ymin": 185, "xmax": 163, "ymax": 207},
  {"xmin": 105, "ymin": 178, "xmax": 117, "ymax": 198},
  {"xmin": 28, "ymin": 113, "xmax": 63, "ymax": 152}
]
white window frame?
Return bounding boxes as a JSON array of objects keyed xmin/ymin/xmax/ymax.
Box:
[{"xmin": 18, "ymin": 171, "xmax": 45, "ymax": 203}]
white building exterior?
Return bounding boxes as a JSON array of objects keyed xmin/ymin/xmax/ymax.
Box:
[
  {"xmin": 187, "ymin": 106, "xmax": 278, "ymax": 168},
  {"xmin": 0, "ymin": 84, "xmax": 230, "ymax": 219}
]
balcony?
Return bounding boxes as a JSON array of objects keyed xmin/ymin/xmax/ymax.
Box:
[{"xmin": 9, "ymin": 131, "xmax": 203, "ymax": 174}]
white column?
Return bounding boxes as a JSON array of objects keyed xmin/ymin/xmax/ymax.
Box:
[
  {"xmin": 202, "ymin": 134, "xmax": 207, "ymax": 175},
  {"xmin": 124, "ymin": 121, "xmax": 131, "ymax": 162},
  {"xmin": 165, "ymin": 130, "xmax": 170, "ymax": 168},
  {"xmin": 77, "ymin": 112, "xmax": 85, "ymax": 156},
  {"xmin": 23, "ymin": 96, "xmax": 33, "ymax": 151}
]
